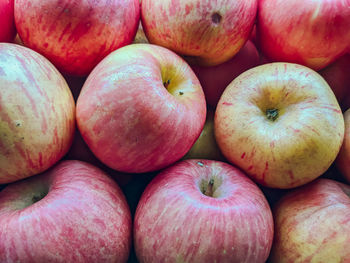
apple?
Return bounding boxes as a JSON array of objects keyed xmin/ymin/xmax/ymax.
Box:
[
  {"xmin": 256, "ymin": 0, "xmax": 350, "ymax": 70},
  {"xmin": 0, "ymin": 43, "xmax": 75, "ymax": 184},
  {"xmin": 318, "ymin": 53, "xmax": 350, "ymax": 111},
  {"xmin": 76, "ymin": 43, "xmax": 207, "ymax": 174},
  {"xmin": 190, "ymin": 40, "xmax": 260, "ymax": 108},
  {"xmin": 134, "ymin": 159, "xmax": 274, "ymax": 263},
  {"xmin": 0, "ymin": 0, "xmax": 16, "ymax": 42},
  {"xmin": 14, "ymin": 0, "xmax": 140, "ymax": 76},
  {"xmin": 269, "ymin": 178, "xmax": 350, "ymax": 262},
  {"xmin": 141, "ymin": 0, "xmax": 257, "ymax": 67},
  {"xmin": 183, "ymin": 107, "xmax": 224, "ymax": 161},
  {"xmin": 215, "ymin": 62, "xmax": 344, "ymax": 189},
  {"xmin": 336, "ymin": 108, "xmax": 350, "ymax": 183},
  {"xmin": 0, "ymin": 160, "xmax": 132, "ymax": 262}
]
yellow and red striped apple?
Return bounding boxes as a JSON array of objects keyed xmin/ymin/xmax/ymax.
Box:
[
  {"xmin": 257, "ymin": 0, "xmax": 350, "ymax": 70},
  {"xmin": 215, "ymin": 62, "xmax": 344, "ymax": 189},
  {"xmin": 0, "ymin": 43, "xmax": 75, "ymax": 184},
  {"xmin": 134, "ymin": 159, "xmax": 274, "ymax": 263},
  {"xmin": 141, "ymin": 0, "xmax": 257, "ymax": 66},
  {"xmin": 270, "ymin": 178, "xmax": 350, "ymax": 262},
  {"xmin": 14, "ymin": 0, "xmax": 140, "ymax": 76},
  {"xmin": 76, "ymin": 44, "xmax": 207, "ymax": 174},
  {"xmin": 0, "ymin": 160, "xmax": 132, "ymax": 262}
]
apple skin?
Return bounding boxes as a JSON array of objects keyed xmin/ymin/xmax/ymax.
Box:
[
  {"xmin": 76, "ymin": 43, "xmax": 207, "ymax": 174},
  {"xmin": 215, "ymin": 62, "xmax": 344, "ymax": 189},
  {"xmin": 0, "ymin": 0, "xmax": 16, "ymax": 42},
  {"xmin": 336, "ymin": 108, "xmax": 350, "ymax": 183},
  {"xmin": 183, "ymin": 108, "xmax": 224, "ymax": 161},
  {"xmin": 141, "ymin": 0, "xmax": 257, "ymax": 67},
  {"xmin": 257, "ymin": 0, "xmax": 350, "ymax": 71},
  {"xmin": 269, "ymin": 178, "xmax": 350, "ymax": 263},
  {"xmin": 0, "ymin": 160, "xmax": 132, "ymax": 263},
  {"xmin": 14, "ymin": 0, "xmax": 140, "ymax": 76},
  {"xmin": 0, "ymin": 43, "xmax": 75, "ymax": 184},
  {"xmin": 134, "ymin": 159, "xmax": 274, "ymax": 263},
  {"xmin": 190, "ymin": 40, "xmax": 260, "ymax": 108},
  {"xmin": 64, "ymin": 129, "xmax": 133, "ymax": 187},
  {"xmin": 318, "ymin": 54, "xmax": 350, "ymax": 111}
]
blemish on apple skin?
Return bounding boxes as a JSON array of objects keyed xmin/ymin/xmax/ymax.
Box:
[
  {"xmin": 248, "ymin": 165, "xmax": 254, "ymax": 170},
  {"xmin": 241, "ymin": 152, "xmax": 246, "ymax": 159},
  {"xmin": 222, "ymin": 102, "xmax": 233, "ymax": 106},
  {"xmin": 179, "ymin": 91, "xmax": 184, "ymax": 95}
]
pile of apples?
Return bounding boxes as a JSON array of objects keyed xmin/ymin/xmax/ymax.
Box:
[{"xmin": 1, "ymin": 0, "xmax": 350, "ymax": 262}]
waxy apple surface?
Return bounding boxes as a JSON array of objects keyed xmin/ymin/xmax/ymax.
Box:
[
  {"xmin": 134, "ymin": 159, "xmax": 274, "ymax": 263},
  {"xmin": 15, "ymin": 0, "xmax": 140, "ymax": 76},
  {"xmin": 141, "ymin": 0, "xmax": 257, "ymax": 66},
  {"xmin": 269, "ymin": 179, "xmax": 350, "ymax": 262},
  {"xmin": 76, "ymin": 44, "xmax": 207, "ymax": 174},
  {"xmin": 0, "ymin": 160, "xmax": 132, "ymax": 262},
  {"xmin": 257, "ymin": 0, "xmax": 350, "ymax": 70},
  {"xmin": 0, "ymin": 0, "xmax": 16, "ymax": 42},
  {"xmin": 0, "ymin": 43, "xmax": 75, "ymax": 184},
  {"xmin": 215, "ymin": 62, "xmax": 344, "ymax": 189}
]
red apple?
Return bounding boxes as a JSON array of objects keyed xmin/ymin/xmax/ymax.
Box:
[
  {"xmin": 336, "ymin": 108, "xmax": 350, "ymax": 183},
  {"xmin": 141, "ymin": 0, "xmax": 257, "ymax": 66},
  {"xmin": 183, "ymin": 108, "xmax": 225, "ymax": 161},
  {"xmin": 0, "ymin": 160, "xmax": 132, "ymax": 262},
  {"xmin": 215, "ymin": 62, "xmax": 344, "ymax": 189},
  {"xmin": 76, "ymin": 44, "xmax": 207, "ymax": 174},
  {"xmin": 257, "ymin": 0, "xmax": 350, "ymax": 70},
  {"xmin": 134, "ymin": 159, "xmax": 274, "ymax": 263},
  {"xmin": 319, "ymin": 54, "xmax": 350, "ymax": 111},
  {"xmin": 190, "ymin": 40, "xmax": 260, "ymax": 108},
  {"xmin": 0, "ymin": 0, "xmax": 16, "ymax": 42},
  {"xmin": 269, "ymin": 178, "xmax": 350, "ymax": 262},
  {"xmin": 14, "ymin": 0, "xmax": 140, "ymax": 76},
  {"xmin": 0, "ymin": 43, "xmax": 75, "ymax": 184}
]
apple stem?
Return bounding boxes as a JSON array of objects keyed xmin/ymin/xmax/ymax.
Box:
[
  {"xmin": 163, "ymin": 79, "xmax": 170, "ymax": 89},
  {"xmin": 266, "ymin": 108, "xmax": 279, "ymax": 121},
  {"xmin": 203, "ymin": 178, "xmax": 214, "ymax": 197}
]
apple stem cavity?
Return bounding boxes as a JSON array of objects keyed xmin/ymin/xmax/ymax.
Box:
[
  {"xmin": 266, "ymin": 108, "xmax": 279, "ymax": 121},
  {"xmin": 203, "ymin": 178, "xmax": 215, "ymax": 197}
]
